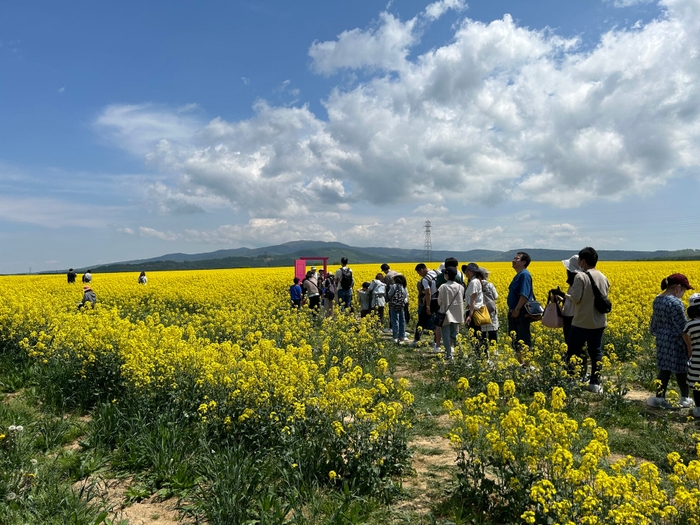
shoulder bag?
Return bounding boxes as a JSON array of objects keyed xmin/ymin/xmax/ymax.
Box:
[
  {"xmin": 524, "ymin": 292, "xmax": 545, "ymax": 322},
  {"xmin": 472, "ymin": 305, "xmax": 492, "ymax": 326},
  {"xmin": 585, "ymin": 271, "xmax": 612, "ymax": 314},
  {"xmin": 434, "ymin": 285, "xmax": 461, "ymax": 327},
  {"xmin": 542, "ymin": 296, "xmax": 564, "ymax": 328}
]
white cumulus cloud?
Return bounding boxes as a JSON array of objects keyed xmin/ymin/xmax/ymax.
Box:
[{"xmin": 94, "ymin": 0, "xmax": 700, "ymax": 229}]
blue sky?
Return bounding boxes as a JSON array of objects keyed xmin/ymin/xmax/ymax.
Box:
[{"xmin": 1, "ymin": 0, "xmax": 699, "ymax": 273}]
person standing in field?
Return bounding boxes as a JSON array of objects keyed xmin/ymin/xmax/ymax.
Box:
[
  {"xmin": 463, "ymin": 262, "xmax": 485, "ymax": 344},
  {"xmin": 368, "ymin": 272, "xmax": 387, "ymax": 322},
  {"xmin": 478, "ymin": 267, "xmax": 499, "ymax": 345},
  {"xmin": 335, "ymin": 257, "xmax": 354, "ymax": 312},
  {"xmin": 682, "ymin": 293, "xmax": 700, "ymax": 417},
  {"xmin": 138, "ymin": 271, "xmax": 148, "ymax": 284},
  {"xmin": 289, "ymin": 277, "xmax": 303, "ymax": 310},
  {"xmin": 437, "ymin": 266, "xmax": 465, "ymax": 360},
  {"xmin": 322, "ymin": 270, "xmax": 336, "ymax": 318},
  {"xmin": 82, "ymin": 269, "xmax": 92, "ymax": 284},
  {"xmin": 550, "ymin": 255, "xmax": 582, "ymax": 346},
  {"xmin": 381, "ymin": 263, "xmax": 399, "ymax": 333},
  {"xmin": 67, "ymin": 268, "xmax": 77, "ymax": 284},
  {"xmin": 410, "ymin": 263, "xmax": 439, "ymax": 349},
  {"xmin": 387, "ymin": 274, "xmax": 409, "ymax": 343},
  {"xmin": 302, "ymin": 270, "xmax": 321, "ymax": 316},
  {"xmin": 565, "ymin": 247, "xmax": 610, "ymax": 394},
  {"xmin": 507, "ymin": 252, "xmax": 534, "ymax": 361},
  {"xmin": 648, "ymin": 273, "xmax": 694, "ymax": 408},
  {"xmin": 357, "ymin": 281, "xmax": 372, "ymax": 318}
]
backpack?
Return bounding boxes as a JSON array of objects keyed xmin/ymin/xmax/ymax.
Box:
[
  {"xmin": 482, "ymin": 281, "xmax": 497, "ymax": 315},
  {"xmin": 339, "ymin": 267, "xmax": 353, "ymax": 290},
  {"xmin": 389, "ymin": 285, "xmax": 406, "ymax": 309},
  {"xmin": 324, "ymin": 277, "xmax": 336, "ymax": 299}
]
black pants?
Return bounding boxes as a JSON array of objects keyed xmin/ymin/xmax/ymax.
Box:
[
  {"xmin": 414, "ymin": 301, "xmax": 437, "ymax": 342},
  {"xmin": 656, "ymin": 370, "xmax": 689, "ymax": 398}
]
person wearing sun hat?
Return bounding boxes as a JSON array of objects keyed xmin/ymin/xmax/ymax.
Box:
[
  {"xmin": 549, "ymin": 254, "xmax": 582, "ymax": 346},
  {"xmin": 648, "ymin": 273, "xmax": 695, "ymax": 409},
  {"xmin": 682, "ymin": 293, "xmax": 700, "ymax": 416},
  {"xmin": 565, "ymin": 247, "xmax": 610, "ymax": 394},
  {"xmin": 78, "ymin": 284, "xmax": 96, "ymax": 309}
]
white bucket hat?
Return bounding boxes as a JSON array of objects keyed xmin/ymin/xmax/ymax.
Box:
[
  {"xmin": 562, "ymin": 255, "xmax": 581, "ymax": 273},
  {"xmin": 689, "ymin": 293, "xmax": 700, "ymax": 307}
]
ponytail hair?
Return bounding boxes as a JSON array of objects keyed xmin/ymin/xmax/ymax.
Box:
[{"xmin": 661, "ymin": 278, "xmax": 669, "ymax": 291}]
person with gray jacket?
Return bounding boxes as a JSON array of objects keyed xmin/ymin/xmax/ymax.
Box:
[{"xmin": 78, "ymin": 285, "xmax": 96, "ymax": 309}]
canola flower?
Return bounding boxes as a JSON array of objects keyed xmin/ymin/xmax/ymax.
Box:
[
  {"xmin": 2, "ymin": 261, "xmax": 700, "ymax": 507},
  {"xmin": 0, "ymin": 267, "xmax": 415, "ymax": 487},
  {"xmin": 447, "ymin": 382, "xmax": 700, "ymax": 524}
]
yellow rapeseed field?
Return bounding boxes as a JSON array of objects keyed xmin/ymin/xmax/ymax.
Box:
[{"xmin": 2, "ymin": 260, "xmax": 700, "ymax": 522}]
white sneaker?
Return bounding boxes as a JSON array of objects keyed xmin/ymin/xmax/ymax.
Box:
[
  {"xmin": 587, "ymin": 384, "xmax": 603, "ymax": 394},
  {"xmin": 692, "ymin": 407, "xmax": 700, "ymax": 418},
  {"xmin": 392, "ymin": 338, "xmax": 399, "ymax": 344},
  {"xmin": 399, "ymin": 338, "xmax": 409, "ymax": 344},
  {"xmin": 647, "ymin": 396, "xmax": 671, "ymax": 409},
  {"xmin": 432, "ymin": 344, "xmax": 441, "ymax": 354},
  {"xmin": 382, "ymin": 328, "xmax": 393, "ymax": 334},
  {"xmin": 679, "ymin": 397, "xmax": 694, "ymax": 408}
]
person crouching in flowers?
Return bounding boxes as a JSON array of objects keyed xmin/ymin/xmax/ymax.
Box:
[
  {"xmin": 78, "ymin": 285, "xmax": 96, "ymax": 309},
  {"xmin": 648, "ymin": 273, "xmax": 694, "ymax": 409},
  {"xmin": 682, "ymin": 293, "xmax": 700, "ymax": 417},
  {"xmin": 437, "ymin": 266, "xmax": 465, "ymax": 360}
]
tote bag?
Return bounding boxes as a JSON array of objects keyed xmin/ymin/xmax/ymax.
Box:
[{"xmin": 542, "ymin": 298, "xmax": 564, "ymax": 329}]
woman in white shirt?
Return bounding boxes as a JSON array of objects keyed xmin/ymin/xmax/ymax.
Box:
[
  {"xmin": 479, "ymin": 267, "xmax": 499, "ymax": 345},
  {"xmin": 437, "ymin": 267, "xmax": 465, "ymax": 360},
  {"xmin": 463, "ymin": 262, "xmax": 485, "ymax": 349},
  {"xmin": 368, "ymin": 273, "xmax": 387, "ymax": 323}
]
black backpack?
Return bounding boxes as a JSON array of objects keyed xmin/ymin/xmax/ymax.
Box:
[{"xmin": 339, "ymin": 267, "xmax": 353, "ymax": 290}]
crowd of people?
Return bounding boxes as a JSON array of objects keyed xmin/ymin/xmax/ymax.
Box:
[
  {"xmin": 290, "ymin": 248, "xmax": 700, "ymax": 415},
  {"xmin": 64, "ymin": 250, "xmax": 700, "ymax": 416}
]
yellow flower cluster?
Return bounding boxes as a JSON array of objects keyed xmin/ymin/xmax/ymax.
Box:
[
  {"xmin": 448, "ymin": 381, "xmax": 700, "ymax": 524},
  {"xmin": 0, "ymin": 269, "xmax": 413, "ymax": 449}
]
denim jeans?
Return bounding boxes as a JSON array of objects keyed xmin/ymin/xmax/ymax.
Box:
[
  {"xmin": 565, "ymin": 326, "xmax": 605, "ymax": 385},
  {"xmin": 441, "ymin": 322, "xmax": 460, "ymax": 359},
  {"xmin": 390, "ymin": 307, "xmax": 405, "ymax": 340},
  {"xmin": 337, "ymin": 289, "xmax": 353, "ymax": 312}
]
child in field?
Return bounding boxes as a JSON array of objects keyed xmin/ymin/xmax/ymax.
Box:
[
  {"xmin": 289, "ymin": 277, "xmax": 302, "ymax": 310},
  {"xmin": 358, "ymin": 282, "xmax": 372, "ymax": 318},
  {"xmin": 682, "ymin": 293, "xmax": 700, "ymax": 417}
]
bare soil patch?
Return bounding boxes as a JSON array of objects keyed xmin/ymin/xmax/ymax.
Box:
[{"xmin": 75, "ymin": 477, "xmax": 190, "ymax": 524}]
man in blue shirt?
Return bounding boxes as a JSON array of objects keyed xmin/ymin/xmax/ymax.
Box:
[{"xmin": 507, "ymin": 252, "xmax": 534, "ymax": 361}]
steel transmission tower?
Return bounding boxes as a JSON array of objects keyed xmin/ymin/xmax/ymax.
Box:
[{"xmin": 423, "ymin": 220, "xmax": 432, "ymax": 262}]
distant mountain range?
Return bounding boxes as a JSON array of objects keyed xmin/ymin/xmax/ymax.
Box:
[{"xmin": 47, "ymin": 241, "xmax": 700, "ymax": 274}]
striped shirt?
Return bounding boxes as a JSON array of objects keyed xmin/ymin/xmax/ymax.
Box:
[{"xmin": 683, "ymin": 318, "xmax": 700, "ymax": 385}]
